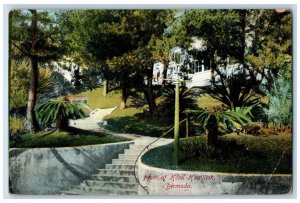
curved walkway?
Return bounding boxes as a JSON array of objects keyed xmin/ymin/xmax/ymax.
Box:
[
  {"xmin": 63, "ymin": 115, "xmax": 173, "ymax": 195},
  {"xmin": 69, "ymin": 106, "xmax": 118, "ymax": 130}
]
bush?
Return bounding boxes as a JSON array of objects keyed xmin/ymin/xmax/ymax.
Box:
[
  {"xmin": 143, "ymin": 134, "xmax": 292, "ymax": 174},
  {"xmin": 9, "ymin": 116, "xmax": 26, "ymax": 136},
  {"xmin": 10, "ymin": 130, "xmax": 130, "ymax": 148},
  {"xmin": 180, "ymin": 135, "xmax": 252, "ymax": 160},
  {"xmin": 9, "ymin": 116, "xmax": 27, "ymax": 147},
  {"xmin": 179, "ymin": 136, "xmax": 215, "ymax": 159},
  {"xmin": 9, "ymin": 60, "xmax": 54, "ymax": 110},
  {"xmin": 264, "ymin": 73, "xmax": 292, "ymax": 127}
]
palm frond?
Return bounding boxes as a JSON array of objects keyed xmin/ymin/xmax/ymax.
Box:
[{"xmin": 35, "ymin": 98, "xmax": 86, "ymax": 128}]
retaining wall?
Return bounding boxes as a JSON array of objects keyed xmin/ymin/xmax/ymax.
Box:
[
  {"xmin": 138, "ymin": 157, "xmax": 292, "ymax": 195},
  {"xmin": 9, "ymin": 141, "xmax": 133, "ymax": 195}
]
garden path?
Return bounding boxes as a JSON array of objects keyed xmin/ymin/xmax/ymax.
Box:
[
  {"xmin": 69, "ymin": 106, "xmax": 118, "ymax": 130},
  {"xmin": 63, "ymin": 108, "xmax": 173, "ymax": 195}
]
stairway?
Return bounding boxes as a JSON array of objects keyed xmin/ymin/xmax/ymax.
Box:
[
  {"xmin": 61, "ymin": 137, "xmax": 172, "ymax": 195},
  {"xmin": 69, "ymin": 107, "xmax": 118, "ymax": 130}
]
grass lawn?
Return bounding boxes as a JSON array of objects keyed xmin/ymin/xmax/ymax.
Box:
[
  {"xmin": 142, "ymin": 133, "xmax": 292, "ymax": 174},
  {"xmin": 197, "ymin": 93, "xmax": 222, "ymax": 110},
  {"xmin": 74, "ymin": 88, "xmax": 122, "ymax": 109},
  {"xmin": 70, "ymin": 87, "xmax": 222, "ymax": 137},
  {"xmin": 73, "ymin": 87, "xmax": 175, "ymax": 137},
  {"xmin": 10, "ymin": 129, "xmax": 130, "ymax": 148},
  {"xmin": 104, "ymin": 113, "xmax": 174, "ymax": 137}
]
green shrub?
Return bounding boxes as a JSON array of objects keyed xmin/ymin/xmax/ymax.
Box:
[
  {"xmin": 179, "ymin": 136, "xmax": 215, "ymax": 159},
  {"xmin": 180, "ymin": 135, "xmax": 252, "ymax": 160},
  {"xmin": 264, "ymin": 73, "xmax": 292, "ymax": 127},
  {"xmin": 9, "ymin": 116, "xmax": 26, "ymax": 136},
  {"xmin": 9, "ymin": 116, "xmax": 27, "ymax": 147},
  {"xmin": 143, "ymin": 134, "xmax": 292, "ymax": 174},
  {"xmin": 11, "ymin": 130, "xmax": 130, "ymax": 148}
]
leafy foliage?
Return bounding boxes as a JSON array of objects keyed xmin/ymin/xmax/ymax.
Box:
[
  {"xmin": 63, "ymin": 10, "xmax": 178, "ymax": 109},
  {"xmin": 9, "ymin": 116, "xmax": 26, "ymax": 136},
  {"xmin": 9, "ymin": 60, "xmax": 54, "ymax": 110},
  {"xmin": 185, "ymin": 105, "xmax": 254, "ymax": 147},
  {"xmin": 185, "ymin": 105, "xmax": 254, "ymax": 132},
  {"xmin": 10, "ymin": 10, "xmax": 67, "ymax": 133},
  {"xmin": 179, "ymin": 136, "xmax": 215, "ymax": 159},
  {"xmin": 184, "ymin": 10, "xmax": 245, "ymax": 62},
  {"xmin": 142, "ymin": 134, "xmax": 292, "ymax": 174},
  {"xmin": 206, "ymin": 69, "xmax": 261, "ymax": 110},
  {"xmin": 247, "ymin": 10, "xmax": 292, "ymax": 80},
  {"xmin": 161, "ymin": 86, "xmax": 197, "ymax": 117},
  {"xmin": 35, "ymin": 97, "xmax": 85, "ymax": 130},
  {"xmin": 10, "ymin": 130, "xmax": 129, "ymax": 148},
  {"xmin": 264, "ymin": 73, "xmax": 292, "ymax": 127},
  {"xmin": 10, "ymin": 10, "xmax": 65, "ymax": 63}
]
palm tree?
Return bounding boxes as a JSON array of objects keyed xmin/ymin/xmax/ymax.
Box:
[
  {"xmin": 185, "ymin": 105, "xmax": 254, "ymax": 147},
  {"xmin": 161, "ymin": 86, "xmax": 197, "ymax": 117},
  {"xmin": 35, "ymin": 97, "xmax": 85, "ymax": 131}
]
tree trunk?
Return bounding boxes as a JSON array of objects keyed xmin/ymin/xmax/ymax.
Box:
[
  {"xmin": 143, "ymin": 87, "xmax": 160, "ymax": 117},
  {"xmin": 27, "ymin": 10, "xmax": 40, "ymax": 133},
  {"xmin": 27, "ymin": 56, "xmax": 40, "ymax": 133},
  {"xmin": 102, "ymin": 79, "xmax": 108, "ymax": 96},
  {"xmin": 162, "ymin": 59, "xmax": 169, "ymax": 88},
  {"xmin": 239, "ymin": 10, "xmax": 247, "ymax": 65},
  {"xmin": 56, "ymin": 115, "xmax": 62, "ymax": 131},
  {"xmin": 120, "ymin": 84, "xmax": 128, "ymax": 109},
  {"xmin": 56, "ymin": 114, "xmax": 68, "ymax": 131},
  {"xmin": 143, "ymin": 66, "xmax": 160, "ymax": 117},
  {"xmin": 210, "ymin": 51, "xmax": 216, "ymax": 85},
  {"xmin": 206, "ymin": 115, "xmax": 219, "ymax": 147}
]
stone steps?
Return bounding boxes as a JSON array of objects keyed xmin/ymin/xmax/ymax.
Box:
[
  {"xmin": 112, "ymin": 159, "xmax": 137, "ymax": 165},
  {"xmin": 124, "ymin": 149, "xmax": 143, "ymax": 155},
  {"xmin": 92, "ymin": 174, "xmax": 137, "ymax": 182},
  {"xmin": 118, "ymin": 154, "xmax": 139, "ymax": 160},
  {"xmin": 62, "ymin": 137, "xmax": 172, "ymax": 195},
  {"xmin": 129, "ymin": 144, "xmax": 158, "ymax": 150},
  {"xmin": 105, "ymin": 164, "xmax": 135, "ymax": 170},
  {"xmin": 97, "ymin": 169, "xmax": 136, "ymax": 176}
]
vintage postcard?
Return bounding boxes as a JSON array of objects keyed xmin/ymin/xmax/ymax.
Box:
[{"xmin": 8, "ymin": 8, "xmax": 293, "ymax": 196}]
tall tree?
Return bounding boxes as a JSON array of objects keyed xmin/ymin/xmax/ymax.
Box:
[
  {"xmin": 63, "ymin": 10, "xmax": 170, "ymax": 111},
  {"xmin": 247, "ymin": 9, "xmax": 292, "ymax": 90},
  {"xmin": 184, "ymin": 10, "xmax": 245, "ymax": 81},
  {"xmin": 181, "ymin": 10, "xmax": 263, "ymax": 109},
  {"xmin": 10, "ymin": 10, "xmax": 64, "ymax": 133}
]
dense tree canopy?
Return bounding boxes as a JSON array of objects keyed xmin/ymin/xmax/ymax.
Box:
[
  {"xmin": 63, "ymin": 10, "xmax": 178, "ymax": 110},
  {"xmin": 9, "ymin": 9, "xmax": 293, "ymax": 131},
  {"xmin": 247, "ymin": 10, "xmax": 292, "ymax": 86}
]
